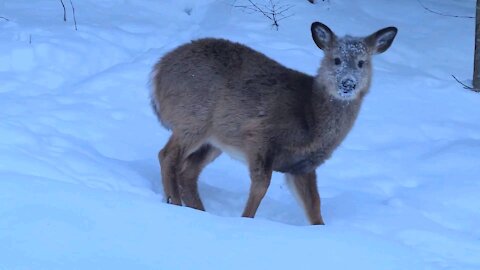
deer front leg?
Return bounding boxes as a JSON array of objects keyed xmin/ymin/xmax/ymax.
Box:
[
  {"xmin": 242, "ymin": 153, "xmax": 273, "ymax": 218},
  {"xmin": 286, "ymin": 171, "xmax": 324, "ymax": 225}
]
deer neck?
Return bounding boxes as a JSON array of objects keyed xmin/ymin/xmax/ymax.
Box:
[{"xmin": 307, "ymin": 81, "xmax": 364, "ymax": 144}]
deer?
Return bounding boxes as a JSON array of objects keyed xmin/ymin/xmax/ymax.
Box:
[{"xmin": 150, "ymin": 22, "xmax": 397, "ymax": 225}]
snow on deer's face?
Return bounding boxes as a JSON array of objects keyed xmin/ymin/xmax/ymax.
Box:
[
  {"xmin": 311, "ymin": 22, "xmax": 397, "ymax": 100},
  {"xmin": 319, "ymin": 37, "xmax": 371, "ymax": 100}
]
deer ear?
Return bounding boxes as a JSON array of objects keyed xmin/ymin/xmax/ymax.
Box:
[
  {"xmin": 311, "ymin": 22, "xmax": 335, "ymax": 50},
  {"xmin": 365, "ymin": 27, "xmax": 398, "ymax": 54}
]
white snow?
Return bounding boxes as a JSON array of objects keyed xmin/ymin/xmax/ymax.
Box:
[{"xmin": 1, "ymin": 0, "xmax": 479, "ymax": 269}]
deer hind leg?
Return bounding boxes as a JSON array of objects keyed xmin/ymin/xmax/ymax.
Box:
[
  {"xmin": 286, "ymin": 171, "xmax": 325, "ymax": 225},
  {"xmin": 159, "ymin": 135, "xmax": 182, "ymax": 206},
  {"xmin": 242, "ymin": 153, "xmax": 273, "ymax": 218},
  {"xmin": 177, "ymin": 144, "xmax": 221, "ymax": 211}
]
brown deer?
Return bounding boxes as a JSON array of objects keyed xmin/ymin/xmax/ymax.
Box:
[{"xmin": 151, "ymin": 22, "xmax": 397, "ymax": 225}]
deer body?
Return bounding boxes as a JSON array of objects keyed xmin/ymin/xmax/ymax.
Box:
[{"xmin": 151, "ymin": 23, "xmax": 397, "ymax": 225}]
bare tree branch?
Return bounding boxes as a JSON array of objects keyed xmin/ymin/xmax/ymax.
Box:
[
  {"xmin": 452, "ymin": 75, "xmax": 480, "ymax": 92},
  {"xmin": 59, "ymin": 0, "xmax": 67, "ymax": 21},
  {"xmin": 69, "ymin": 0, "xmax": 78, "ymax": 31},
  {"xmin": 248, "ymin": 0, "xmax": 274, "ymax": 20},
  {"xmin": 276, "ymin": 13, "xmax": 293, "ymax": 22},
  {"xmin": 417, "ymin": 0, "xmax": 474, "ymax": 19},
  {"xmin": 308, "ymin": 0, "xmax": 330, "ymax": 4},
  {"xmin": 234, "ymin": 0, "xmax": 293, "ymax": 30},
  {"xmin": 0, "ymin": 16, "xmax": 9, "ymax": 21}
]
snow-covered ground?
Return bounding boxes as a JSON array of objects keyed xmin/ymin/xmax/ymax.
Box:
[{"xmin": 1, "ymin": 0, "xmax": 479, "ymax": 269}]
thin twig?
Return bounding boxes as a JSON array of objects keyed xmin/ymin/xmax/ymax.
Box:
[
  {"xmin": 234, "ymin": 0, "xmax": 293, "ymax": 30},
  {"xmin": 308, "ymin": 0, "xmax": 330, "ymax": 4},
  {"xmin": 417, "ymin": 0, "xmax": 474, "ymax": 19},
  {"xmin": 276, "ymin": 7, "xmax": 293, "ymax": 18},
  {"xmin": 59, "ymin": 0, "xmax": 66, "ymax": 21},
  {"xmin": 69, "ymin": 0, "xmax": 78, "ymax": 31},
  {"xmin": 234, "ymin": 5, "xmax": 265, "ymax": 14},
  {"xmin": 452, "ymin": 75, "xmax": 479, "ymax": 91},
  {"xmin": 0, "ymin": 16, "xmax": 9, "ymax": 21},
  {"xmin": 248, "ymin": 0, "xmax": 274, "ymax": 21},
  {"xmin": 276, "ymin": 13, "xmax": 293, "ymax": 22}
]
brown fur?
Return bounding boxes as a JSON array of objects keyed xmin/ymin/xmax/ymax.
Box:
[{"xmin": 151, "ymin": 22, "xmax": 397, "ymax": 225}]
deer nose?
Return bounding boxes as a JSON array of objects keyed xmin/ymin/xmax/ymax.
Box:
[{"xmin": 341, "ymin": 79, "xmax": 356, "ymax": 92}]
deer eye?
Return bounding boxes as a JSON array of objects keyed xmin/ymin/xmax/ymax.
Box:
[
  {"xmin": 334, "ymin": 58, "xmax": 341, "ymax": 65},
  {"xmin": 358, "ymin": 60, "xmax": 365, "ymax": 68}
]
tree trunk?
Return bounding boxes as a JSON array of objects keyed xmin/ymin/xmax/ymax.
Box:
[{"xmin": 473, "ymin": 0, "xmax": 480, "ymax": 90}]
